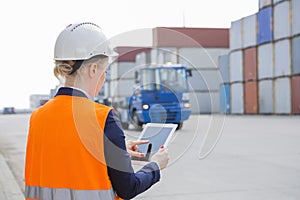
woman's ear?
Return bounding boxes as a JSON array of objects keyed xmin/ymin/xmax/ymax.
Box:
[{"xmin": 88, "ymin": 63, "xmax": 98, "ymax": 78}]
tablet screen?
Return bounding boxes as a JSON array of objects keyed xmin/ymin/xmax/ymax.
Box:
[{"xmin": 138, "ymin": 126, "xmax": 175, "ymax": 158}]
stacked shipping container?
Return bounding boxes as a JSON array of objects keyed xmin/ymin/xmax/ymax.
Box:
[
  {"xmin": 223, "ymin": 0, "xmax": 300, "ymax": 115},
  {"xmin": 149, "ymin": 27, "xmax": 229, "ymax": 114}
]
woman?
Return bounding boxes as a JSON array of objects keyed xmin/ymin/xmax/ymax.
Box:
[{"xmin": 25, "ymin": 22, "xmax": 169, "ymax": 200}]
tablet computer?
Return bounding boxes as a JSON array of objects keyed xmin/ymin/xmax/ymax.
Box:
[{"xmin": 131, "ymin": 123, "xmax": 177, "ymax": 161}]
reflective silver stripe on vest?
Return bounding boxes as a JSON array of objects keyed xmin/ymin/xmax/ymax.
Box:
[{"xmin": 25, "ymin": 186, "xmax": 116, "ymax": 200}]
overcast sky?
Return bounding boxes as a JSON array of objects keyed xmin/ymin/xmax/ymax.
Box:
[{"xmin": 0, "ymin": 0, "xmax": 258, "ymax": 108}]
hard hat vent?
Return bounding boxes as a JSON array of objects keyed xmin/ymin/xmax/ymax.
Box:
[{"xmin": 70, "ymin": 22, "xmax": 100, "ymax": 32}]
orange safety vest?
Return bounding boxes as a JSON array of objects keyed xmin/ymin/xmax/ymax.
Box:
[{"xmin": 25, "ymin": 94, "xmax": 122, "ymax": 200}]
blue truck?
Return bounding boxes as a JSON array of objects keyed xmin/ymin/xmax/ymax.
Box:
[{"xmin": 115, "ymin": 64, "xmax": 191, "ymax": 130}]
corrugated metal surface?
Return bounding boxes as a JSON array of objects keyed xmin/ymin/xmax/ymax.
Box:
[
  {"xmin": 274, "ymin": 39, "xmax": 291, "ymax": 77},
  {"xmin": 219, "ymin": 84, "xmax": 231, "ymax": 114},
  {"xmin": 292, "ymin": 0, "xmax": 300, "ymax": 36},
  {"xmin": 230, "ymin": 50, "xmax": 243, "ymax": 82},
  {"xmin": 188, "ymin": 69, "xmax": 222, "ymax": 92},
  {"xmin": 219, "ymin": 54, "xmax": 230, "ymax": 83},
  {"xmin": 274, "ymin": 77, "xmax": 291, "ymax": 114},
  {"xmin": 273, "ymin": 0, "xmax": 286, "ymax": 4},
  {"xmin": 292, "ymin": 36, "xmax": 300, "ymax": 75},
  {"xmin": 231, "ymin": 82, "xmax": 244, "ymax": 114},
  {"xmin": 189, "ymin": 91, "xmax": 220, "ymax": 114},
  {"xmin": 230, "ymin": 20, "xmax": 243, "ymax": 51},
  {"xmin": 257, "ymin": 7, "xmax": 273, "ymax": 45},
  {"xmin": 114, "ymin": 46, "xmax": 151, "ymax": 62},
  {"xmin": 258, "ymin": 43, "xmax": 274, "ymax": 79},
  {"xmin": 244, "ymin": 81, "xmax": 258, "ymax": 114},
  {"xmin": 135, "ymin": 52, "xmax": 149, "ymax": 67},
  {"xmin": 153, "ymin": 27, "xmax": 229, "ymax": 48},
  {"xmin": 110, "ymin": 79, "xmax": 136, "ymax": 97},
  {"xmin": 110, "ymin": 62, "xmax": 136, "ymax": 80},
  {"xmin": 259, "ymin": 0, "xmax": 273, "ymax": 9},
  {"xmin": 150, "ymin": 48, "xmax": 177, "ymax": 64},
  {"xmin": 274, "ymin": 1, "xmax": 291, "ymax": 40},
  {"xmin": 242, "ymin": 14, "xmax": 257, "ymax": 48},
  {"xmin": 259, "ymin": 79, "xmax": 274, "ymax": 114},
  {"xmin": 244, "ymin": 47, "xmax": 257, "ymax": 81},
  {"xmin": 291, "ymin": 75, "xmax": 300, "ymax": 114},
  {"xmin": 178, "ymin": 48, "xmax": 229, "ymax": 69}
]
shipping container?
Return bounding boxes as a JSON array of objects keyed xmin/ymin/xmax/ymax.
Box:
[
  {"xmin": 110, "ymin": 62, "xmax": 136, "ymax": 80},
  {"xmin": 230, "ymin": 50, "xmax": 243, "ymax": 82},
  {"xmin": 219, "ymin": 84, "xmax": 231, "ymax": 114},
  {"xmin": 259, "ymin": 79, "xmax": 274, "ymax": 114},
  {"xmin": 274, "ymin": 77, "xmax": 291, "ymax": 114},
  {"xmin": 136, "ymin": 51, "xmax": 151, "ymax": 67},
  {"xmin": 244, "ymin": 81, "xmax": 258, "ymax": 114},
  {"xmin": 244, "ymin": 47, "xmax": 258, "ymax": 81},
  {"xmin": 231, "ymin": 82, "xmax": 244, "ymax": 114},
  {"xmin": 219, "ymin": 54, "xmax": 230, "ymax": 83},
  {"xmin": 110, "ymin": 79, "xmax": 136, "ymax": 98},
  {"xmin": 274, "ymin": 1, "xmax": 291, "ymax": 40},
  {"xmin": 274, "ymin": 39, "xmax": 291, "ymax": 77},
  {"xmin": 242, "ymin": 14, "xmax": 257, "ymax": 48},
  {"xmin": 292, "ymin": 36, "xmax": 300, "ymax": 75},
  {"xmin": 257, "ymin": 7, "xmax": 273, "ymax": 45},
  {"xmin": 259, "ymin": 0, "xmax": 273, "ymax": 10},
  {"xmin": 153, "ymin": 27, "xmax": 229, "ymax": 48},
  {"xmin": 273, "ymin": 0, "xmax": 287, "ymax": 5},
  {"xmin": 258, "ymin": 43, "xmax": 274, "ymax": 79},
  {"xmin": 230, "ymin": 19, "xmax": 243, "ymax": 51},
  {"xmin": 291, "ymin": 75, "xmax": 300, "ymax": 114},
  {"xmin": 188, "ymin": 69, "xmax": 222, "ymax": 92},
  {"xmin": 292, "ymin": 0, "xmax": 300, "ymax": 36},
  {"xmin": 189, "ymin": 91, "xmax": 220, "ymax": 114},
  {"xmin": 178, "ymin": 48, "xmax": 229, "ymax": 69}
]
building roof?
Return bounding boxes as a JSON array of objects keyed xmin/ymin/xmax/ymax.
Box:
[
  {"xmin": 153, "ymin": 27, "xmax": 229, "ymax": 48},
  {"xmin": 114, "ymin": 46, "xmax": 152, "ymax": 62}
]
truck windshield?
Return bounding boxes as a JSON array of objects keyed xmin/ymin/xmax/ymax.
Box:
[
  {"xmin": 140, "ymin": 67, "xmax": 188, "ymax": 92},
  {"xmin": 159, "ymin": 68, "xmax": 187, "ymax": 92}
]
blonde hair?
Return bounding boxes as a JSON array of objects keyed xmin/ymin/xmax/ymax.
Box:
[{"xmin": 53, "ymin": 55, "xmax": 108, "ymax": 80}]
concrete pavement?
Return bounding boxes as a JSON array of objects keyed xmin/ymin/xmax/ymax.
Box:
[{"xmin": 0, "ymin": 153, "xmax": 24, "ymax": 200}]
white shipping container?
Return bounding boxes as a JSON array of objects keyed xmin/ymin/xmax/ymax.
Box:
[
  {"xmin": 189, "ymin": 91, "xmax": 220, "ymax": 114},
  {"xmin": 274, "ymin": 39, "xmax": 291, "ymax": 77},
  {"xmin": 273, "ymin": 0, "xmax": 285, "ymax": 4},
  {"xmin": 136, "ymin": 52, "xmax": 147, "ymax": 67},
  {"xmin": 292, "ymin": 0, "xmax": 300, "ymax": 36},
  {"xmin": 230, "ymin": 82, "xmax": 244, "ymax": 114},
  {"xmin": 259, "ymin": 79, "xmax": 274, "ymax": 114},
  {"xmin": 274, "ymin": 77, "xmax": 291, "ymax": 114},
  {"xmin": 179, "ymin": 48, "xmax": 229, "ymax": 69},
  {"xmin": 151, "ymin": 48, "xmax": 177, "ymax": 64},
  {"xmin": 258, "ymin": 43, "xmax": 274, "ymax": 79},
  {"xmin": 230, "ymin": 20, "xmax": 243, "ymax": 51},
  {"xmin": 259, "ymin": 0, "xmax": 273, "ymax": 9},
  {"xmin": 110, "ymin": 62, "xmax": 136, "ymax": 80},
  {"xmin": 229, "ymin": 50, "xmax": 243, "ymax": 82},
  {"xmin": 274, "ymin": 1, "xmax": 291, "ymax": 40},
  {"xmin": 188, "ymin": 69, "xmax": 222, "ymax": 92},
  {"xmin": 242, "ymin": 14, "xmax": 257, "ymax": 48},
  {"xmin": 110, "ymin": 79, "xmax": 136, "ymax": 97}
]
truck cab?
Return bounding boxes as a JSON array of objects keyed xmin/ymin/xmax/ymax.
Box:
[{"xmin": 125, "ymin": 64, "xmax": 191, "ymax": 130}]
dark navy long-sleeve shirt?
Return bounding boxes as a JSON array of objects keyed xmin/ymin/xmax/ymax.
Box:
[
  {"xmin": 55, "ymin": 87, "xmax": 160, "ymax": 200},
  {"xmin": 104, "ymin": 110, "xmax": 160, "ymax": 199}
]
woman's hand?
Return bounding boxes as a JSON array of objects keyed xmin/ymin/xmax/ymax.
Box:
[{"xmin": 126, "ymin": 140, "xmax": 149, "ymax": 158}]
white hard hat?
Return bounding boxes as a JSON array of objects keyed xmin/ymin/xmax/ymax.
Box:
[{"xmin": 54, "ymin": 22, "xmax": 118, "ymax": 61}]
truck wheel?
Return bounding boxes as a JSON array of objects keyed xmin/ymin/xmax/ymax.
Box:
[
  {"xmin": 121, "ymin": 122, "xmax": 129, "ymax": 130},
  {"xmin": 176, "ymin": 122, "xmax": 183, "ymax": 130},
  {"xmin": 132, "ymin": 111, "xmax": 143, "ymax": 131}
]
